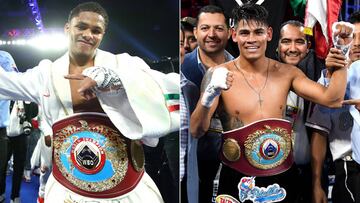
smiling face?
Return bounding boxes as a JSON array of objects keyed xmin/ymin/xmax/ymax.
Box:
[
  {"xmin": 278, "ymin": 24, "xmax": 309, "ymax": 65},
  {"xmin": 232, "ymin": 19, "xmax": 272, "ymax": 61},
  {"xmin": 65, "ymin": 11, "xmax": 106, "ymax": 60},
  {"xmin": 194, "ymin": 12, "xmax": 230, "ymax": 56},
  {"xmin": 184, "ymin": 29, "xmax": 197, "ymax": 53},
  {"xmin": 350, "ymin": 23, "xmax": 360, "ymax": 63}
]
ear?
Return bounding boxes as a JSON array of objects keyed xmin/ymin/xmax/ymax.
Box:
[
  {"xmin": 231, "ymin": 27, "xmax": 237, "ymax": 42},
  {"xmin": 64, "ymin": 23, "xmax": 70, "ymax": 34},
  {"xmin": 193, "ymin": 27, "xmax": 198, "ymax": 40},
  {"xmin": 267, "ymin": 26, "xmax": 273, "ymax": 41}
]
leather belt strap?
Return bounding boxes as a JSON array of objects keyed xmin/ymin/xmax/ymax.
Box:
[
  {"xmin": 220, "ymin": 118, "xmax": 294, "ymax": 176},
  {"xmin": 52, "ymin": 112, "xmax": 144, "ymax": 198}
]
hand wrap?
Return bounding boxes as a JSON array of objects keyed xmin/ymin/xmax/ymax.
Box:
[{"xmin": 201, "ymin": 67, "xmax": 229, "ymax": 108}]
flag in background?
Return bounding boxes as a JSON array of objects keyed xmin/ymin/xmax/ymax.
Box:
[
  {"xmin": 304, "ymin": 0, "xmax": 343, "ymax": 59},
  {"xmin": 290, "ymin": 0, "xmax": 306, "ymax": 17}
]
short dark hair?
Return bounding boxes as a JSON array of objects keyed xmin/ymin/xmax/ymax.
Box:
[
  {"xmin": 279, "ymin": 20, "xmax": 304, "ymax": 38},
  {"xmin": 181, "ymin": 22, "xmax": 194, "ymax": 32},
  {"xmin": 349, "ymin": 11, "xmax": 360, "ymax": 24},
  {"xmin": 280, "ymin": 20, "xmax": 304, "ymax": 30},
  {"xmin": 197, "ymin": 5, "xmax": 228, "ymax": 27},
  {"xmin": 279, "ymin": 20, "xmax": 309, "ymax": 43},
  {"xmin": 180, "ymin": 23, "xmax": 185, "ymax": 40},
  {"xmin": 68, "ymin": 2, "xmax": 109, "ymax": 30},
  {"xmin": 232, "ymin": 3, "xmax": 269, "ymax": 29}
]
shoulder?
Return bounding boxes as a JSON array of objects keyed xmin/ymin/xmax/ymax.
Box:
[
  {"xmin": 96, "ymin": 49, "xmax": 149, "ymax": 70},
  {"xmin": 36, "ymin": 59, "xmax": 53, "ymax": 72},
  {"xmin": 0, "ymin": 50, "xmax": 17, "ymax": 72},
  {"xmin": 0, "ymin": 50, "xmax": 13, "ymax": 59},
  {"xmin": 184, "ymin": 49, "xmax": 197, "ymax": 61},
  {"xmin": 270, "ymin": 59, "xmax": 300, "ymax": 75},
  {"xmin": 182, "ymin": 51, "xmax": 198, "ymax": 69},
  {"xmin": 115, "ymin": 52, "xmax": 151, "ymax": 71},
  {"xmin": 213, "ymin": 60, "xmax": 234, "ymax": 72},
  {"xmin": 182, "ymin": 50, "xmax": 198, "ymax": 69}
]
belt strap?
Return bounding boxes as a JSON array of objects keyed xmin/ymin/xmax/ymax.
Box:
[
  {"xmin": 220, "ymin": 118, "xmax": 294, "ymax": 176},
  {"xmin": 52, "ymin": 113, "xmax": 144, "ymax": 198}
]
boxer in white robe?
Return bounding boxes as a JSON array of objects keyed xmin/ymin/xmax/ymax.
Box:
[{"xmin": 0, "ymin": 2, "xmax": 179, "ymax": 203}]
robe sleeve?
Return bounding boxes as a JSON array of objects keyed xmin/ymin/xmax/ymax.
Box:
[
  {"xmin": 87, "ymin": 55, "xmax": 179, "ymax": 144},
  {"xmin": 0, "ymin": 59, "xmax": 51, "ymax": 103}
]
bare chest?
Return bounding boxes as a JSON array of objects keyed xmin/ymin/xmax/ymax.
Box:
[
  {"xmin": 69, "ymin": 66, "xmax": 103, "ymax": 113},
  {"xmin": 219, "ymin": 73, "xmax": 290, "ymax": 130}
]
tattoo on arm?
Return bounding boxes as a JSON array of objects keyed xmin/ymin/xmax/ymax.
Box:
[
  {"xmin": 231, "ymin": 117, "xmax": 244, "ymax": 129},
  {"xmin": 219, "ymin": 107, "xmax": 244, "ymax": 131}
]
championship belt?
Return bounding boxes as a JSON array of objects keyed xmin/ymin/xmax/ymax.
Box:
[
  {"xmin": 52, "ymin": 113, "xmax": 144, "ymax": 198},
  {"xmin": 220, "ymin": 118, "xmax": 293, "ymax": 176}
]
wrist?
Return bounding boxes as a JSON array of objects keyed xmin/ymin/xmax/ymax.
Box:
[
  {"xmin": 312, "ymin": 177, "xmax": 322, "ymax": 187},
  {"xmin": 82, "ymin": 66, "xmax": 104, "ymax": 87},
  {"xmin": 201, "ymin": 84, "xmax": 221, "ymax": 108},
  {"xmin": 83, "ymin": 66, "xmax": 122, "ymax": 90}
]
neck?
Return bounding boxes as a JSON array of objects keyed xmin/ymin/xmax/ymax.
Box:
[
  {"xmin": 198, "ymin": 48, "xmax": 226, "ymax": 70},
  {"xmin": 237, "ymin": 55, "xmax": 268, "ymax": 73},
  {"xmin": 69, "ymin": 57, "xmax": 95, "ymax": 74},
  {"xmin": 69, "ymin": 53, "xmax": 95, "ymax": 68}
]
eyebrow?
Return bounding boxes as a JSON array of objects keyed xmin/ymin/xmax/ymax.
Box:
[
  {"xmin": 280, "ymin": 37, "xmax": 306, "ymax": 41},
  {"xmin": 238, "ymin": 27, "xmax": 265, "ymax": 32},
  {"xmin": 199, "ymin": 22, "xmax": 226, "ymax": 27},
  {"xmin": 76, "ymin": 21, "xmax": 104, "ymax": 31}
]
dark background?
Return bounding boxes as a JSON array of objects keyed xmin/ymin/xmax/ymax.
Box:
[
  {"xmin": 181, "ymin": 0, "xmax": 359, "ymax": 60},
  {"xmin": 0, "ymin": 0, "xmax": 179, "ymax": 72}
]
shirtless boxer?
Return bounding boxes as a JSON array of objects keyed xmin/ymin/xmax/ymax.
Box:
[{"xmin": 190, "ymin": 3, "xmax": 348, "ymax": 203}]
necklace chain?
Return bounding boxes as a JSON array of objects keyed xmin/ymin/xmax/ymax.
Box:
[{"xmin": 233, "ymin": 58, "xmax": 270, "ymax": 108}]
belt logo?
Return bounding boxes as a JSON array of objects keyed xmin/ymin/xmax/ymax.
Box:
[
  {"xmin": 54, "ymin": 120, "xmax": 128, "ymax": 192},
  {"xmin": 70, "ymin": 137, "xmax": 106, "ymax": 174},
  {"xmin": 244, "ymin": 125, "xmax": 291, "ymax": 170},
  {"xmin": 260, "ymin": 139, "xmax": 280, "ymax": 160}
]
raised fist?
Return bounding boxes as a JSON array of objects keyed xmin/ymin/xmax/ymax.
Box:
[{"xmin": 201, "ymin": 67, "xmax": 233, "ymax": 108}]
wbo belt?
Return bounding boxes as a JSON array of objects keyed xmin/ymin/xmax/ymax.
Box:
[
  {"xmin": 52, "ymin": 113, "xmax": 144, "ymax": 198},
  {"xmin": 220, "ymin": 118, "xmax": 294, "ymax": 176}
]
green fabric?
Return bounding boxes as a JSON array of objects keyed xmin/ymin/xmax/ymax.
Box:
[
  {"xmin": 290, "ymin": 0, "xmax": 307, "ymax": 17},
  {"xmin": 164, "ymin": 93, "xmax": 179, "ymax": 100}
]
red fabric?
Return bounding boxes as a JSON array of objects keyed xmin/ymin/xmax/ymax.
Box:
[
  {"xmin": 313, "ymin": 0, "xmax": 342, "ymax": 59},
  {"xmin": 327, "ymin": 0, "xmax": 343, "ymax": 46},
  {"xmin": 31, "ymin": 119, "xmax": 39, "ymax": 129},
  {"xmin": 168, "ymin": 104, "xmax": 180, "ymax": 112},
  {"xmin": 52, "ymin": 113, "xmax": 144, "ymax": 198},
  {"xmin": 37, "ymin": 197, "xmax": 44, "ymax": 203},
  {"xmin": 314, "ymin": 23, "xmax": 330, "ymax": 59}
]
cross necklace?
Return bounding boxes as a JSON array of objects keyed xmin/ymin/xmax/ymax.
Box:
[{"xmin": 233, "ymin": 58, "xmax": 270, "ymax": 110}]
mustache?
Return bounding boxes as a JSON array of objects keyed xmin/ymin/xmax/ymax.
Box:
[
  {"xmin": 285, "ymin": 52, "xmax": 301, "ymax": 56},
  {"xmin": 205, "ymin": 36, "xmax": 221, "ymax": 42}
]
